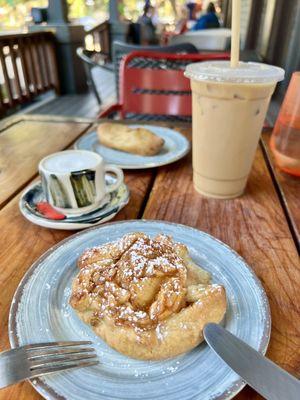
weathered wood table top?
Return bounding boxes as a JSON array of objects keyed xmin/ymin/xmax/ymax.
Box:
[{"xmin": 0, "ymin": 115, "xmax": 299, "ymax": 400}]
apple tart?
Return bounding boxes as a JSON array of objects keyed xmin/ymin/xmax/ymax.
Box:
[{"xmin": 70, "ymin": 233, "xmax": 226, "ymax": 360}]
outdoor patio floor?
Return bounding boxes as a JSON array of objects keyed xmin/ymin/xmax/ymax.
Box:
[{"xmin": 26, "ymin": 67, "xmax": 116, "ymax": 119}]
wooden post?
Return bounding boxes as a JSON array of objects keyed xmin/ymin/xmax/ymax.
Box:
[
  {"xmin": 47, "ymin": 0, "xmax": 68, "ymax": 23},
  {"xmin": 109, "ymin": 0, "xmax": 128, "ymax": 50},
  {"xmin": 109, "ymin": 0, "xmax": 120, "ymax": 22},
  {"xmin": 29, "ymin": 0, "xmax": 88, "ymax": 94}
]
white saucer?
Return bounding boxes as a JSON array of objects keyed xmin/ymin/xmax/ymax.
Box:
[{"xmin": 19, "ymin": 175, "xmax": 130, "ymax": 230}]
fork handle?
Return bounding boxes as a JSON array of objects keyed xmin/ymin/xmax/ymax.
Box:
[{"xmin": 0, "ymin": 349, "xmax": 31, "ymax": 388}]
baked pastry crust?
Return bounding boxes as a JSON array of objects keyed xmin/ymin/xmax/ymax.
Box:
[
  {"xmin": 97, "ymin": 123, "xmax": 165, "ymax": 156},
  {"xmin": 70, "ymin": 233, "xmax": 226, "ymax": 360}
]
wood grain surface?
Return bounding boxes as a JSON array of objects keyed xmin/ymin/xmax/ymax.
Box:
[
  {"xmin": 143, "ymin": 127, "xmax": 300, "ymax": 399},
  {"xmin": 0, "ymin": 116, "xmax": 154, "ymax": 400},
  {"xmin": 0, "ymin": 117, "xmax": 91, "ymax": 208},
  {"xmin": 0, "ymin": 171, "xmax": 153, "ymax": 400},
  {"xmin": 0, "ymin": 118, "xmax": 299, "ymax": 400},
  {"xmin": 261, "ymin": 131, "xmax": 300, "ymax": 253}
]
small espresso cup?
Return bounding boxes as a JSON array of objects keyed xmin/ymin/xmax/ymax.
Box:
[{"xmin": 39, "ymin": 150, "xmax": 124, "ymax": 215}]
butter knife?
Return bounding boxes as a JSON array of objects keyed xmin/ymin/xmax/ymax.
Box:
[{"xmin": 204, "ymin": 323, "xmax": 300, "ymax": 400}]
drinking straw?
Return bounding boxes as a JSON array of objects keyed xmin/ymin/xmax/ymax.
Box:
[{"xmin": 230, "ymin": 0, "xmax": 241, "ymax": 68}]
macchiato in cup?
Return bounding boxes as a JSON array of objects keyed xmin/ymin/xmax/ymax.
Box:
[{"xmin": 39, "ymin": 150, "xmax": 124, "ymax": 215}]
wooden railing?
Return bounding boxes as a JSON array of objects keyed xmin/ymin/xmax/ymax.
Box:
[
  {"xmin": 85, "ymin": 20, "xmax": 111, "ymax": 59},
  {"xmin": 0, "ymin": 31, "xmax": 59, "ymax": 116}
]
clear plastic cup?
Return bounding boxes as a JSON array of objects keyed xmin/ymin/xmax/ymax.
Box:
[
  {"xmin": 270, "ymin": 71, "xmax": 300, "ymax": 177},
  {"xmin": 185, "ymin": 61, "xmax": 285, "ymax": 199}
]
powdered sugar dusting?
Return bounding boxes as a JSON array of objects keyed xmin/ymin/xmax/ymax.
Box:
[{"xmin": 70, "ymin": 233, "xmax": 200, "ymax": 332}]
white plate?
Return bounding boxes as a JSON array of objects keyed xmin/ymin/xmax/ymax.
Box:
[
  {"xmin": 19, "ymin": 176, "xmax": 129, "ymax": 230},
  {"xmin": 74, "ymin": 125, "xmax": 190, "ymax": 169},
  {"xmin": 9, "ymin": 220, "xmax": 270, "ymax": 400}
]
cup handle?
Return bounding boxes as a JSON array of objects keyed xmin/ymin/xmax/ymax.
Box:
[{"xmin": 104, "ymin": 165, "xmax": 124, "ymax": 193}]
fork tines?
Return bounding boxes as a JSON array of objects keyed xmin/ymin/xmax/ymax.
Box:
[{"xmin": 26, "ymin": 341, "xmax": 99, "ymax": 376}]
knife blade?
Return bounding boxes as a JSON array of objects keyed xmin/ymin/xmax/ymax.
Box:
[{"xmin": 204, "ymin": 323, "xmax": 300, "ymax": 400}]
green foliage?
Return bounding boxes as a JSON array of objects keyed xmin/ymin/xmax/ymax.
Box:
[
  {"xmin": 0, "ymin": 0, "xmax": 47, "ymax": 30},
  {"xmin": 0, "ymin": 0, "xmax": 186, "ymax": 30},
  {"xmin": 67, "ymin": 0, "xmax": 109, "ymax": 20}
]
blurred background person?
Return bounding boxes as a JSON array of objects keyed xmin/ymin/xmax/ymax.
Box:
[
  {"xmin": 185, "ymin": 1, "xmax": 203, "ymax": 30},
  {"xmin": 137, "ymin": 2, "xmax": 158, "ymax": 44},
  {"xmin": 192, "ymin": 2, "xmax": 220, "ymax": 30},
  {"xmin": 174, "ymin": 5, "xmax": 189, "ymax": 34}
]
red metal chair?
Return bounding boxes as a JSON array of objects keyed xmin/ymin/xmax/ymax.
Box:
[{"xmin": 98, "ymin": 51, "xmax": 230, "ymax": 121}]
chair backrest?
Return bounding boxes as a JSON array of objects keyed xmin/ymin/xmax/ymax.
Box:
[
  {"xmin": 76, "ymin": 47, "xmax": 107, "ymax": 68},
  {"xmin": 76, "ymin": 47, "xmax": 105, "ymax": 104},
  {"xmin": 113, "ymin": 41, "xmax": 198, "ymax": 64},
  {"xmin": 119, "ymin": 51, "xmax": 230, "ymax": 119},
  {"xmin": 112, "ymin": 41, "xmax": 199, "ymax": 97},
  {"xmin": 76, "ymin": 47, "xmax": 115, "ymax": 105}
]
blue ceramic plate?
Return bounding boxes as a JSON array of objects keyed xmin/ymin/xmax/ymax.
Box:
[
  {"xmin": 9, "ymin": 220, "xmax": 270, "ymax": 400},
  {"xmin": 74, "ymin": 125, "xmax": 190, "ymax": 169},
  {"xmin": 19, "ymin": 175, "xmax": 129, "ymax": 230}
]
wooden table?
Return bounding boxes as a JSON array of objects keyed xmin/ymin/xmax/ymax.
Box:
[{"xmin": 0, "ymin": 115, "xmax": 299, "ymax": 400}]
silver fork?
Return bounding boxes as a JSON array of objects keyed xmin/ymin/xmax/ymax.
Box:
[{"xmin": 0, "ymin": 341, "xmax": 99, "ymax": 389}]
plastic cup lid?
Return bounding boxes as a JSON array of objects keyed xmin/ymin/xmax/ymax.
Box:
[{"xmin": 185, "ymin": 61, "xmax": 285, "ymax": 84}]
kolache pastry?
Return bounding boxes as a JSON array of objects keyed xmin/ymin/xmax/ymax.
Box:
[
  {"xmin": 97, "ymin": 123, "xmax": 165, "ymax": 156},
  {"xmin": 70, "ymin": 233, "xmax": 227, "ymax": 360}
]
